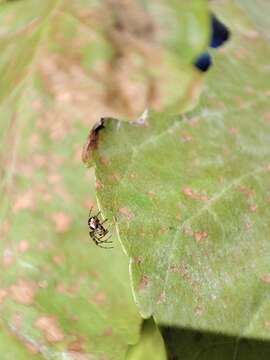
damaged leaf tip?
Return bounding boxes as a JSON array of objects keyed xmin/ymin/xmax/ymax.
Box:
[{"xmin": 82, "ymin": 118, "xmax": 107, "ymax": 166}]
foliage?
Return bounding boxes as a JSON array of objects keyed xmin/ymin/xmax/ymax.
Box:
[{"xmin": 87, "ymin": 0, "xmax": 270, "ymax": 358}]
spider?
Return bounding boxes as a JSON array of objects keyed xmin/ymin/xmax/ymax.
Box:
[{"xmin": 88, "ymin": 208, "xmax": 113, "ymax": 249}]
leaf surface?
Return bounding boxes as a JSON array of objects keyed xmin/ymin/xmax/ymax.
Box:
[
  {"xmin": 90, "ymin": 0, "xmax": 270, "ymax": 341},
  {"xmin": 0, "ymin": 1, "xmax": 142, "ymax": 359}
]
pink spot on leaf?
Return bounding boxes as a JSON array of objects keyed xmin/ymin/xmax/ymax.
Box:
[
  {"xmin": 10, "ymin": 280, "xmax": 37, "ymax": 305},
  {"xmin": 139, "ymin": 274, "xmax": 150, "ymax": 291},
  {"xmin": 261, "ymin": 274, "xmax": 270, "ymax": 284},
  {"xmin": 194, "ymin": 231, "xmax": 208, "ymax": 242},
  {"xmin": 35, "ymin": 316, "xmax": 64, "ymax": 343},
  {"xmin": 183, "ymin": 187, "xmax": 208, "ymax": 201},
  {"xmin": 119, "ymin": 207, "xmax": 135, "ymax": 220},
  {"xmin": 51, "ymin": 212, "xmax": 72, "ymax": 233}
]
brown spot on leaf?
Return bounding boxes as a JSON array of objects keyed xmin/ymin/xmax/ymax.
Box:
[
  {"xmin": 91, "ymin": 291, "xmax": 107, "ymax": 306},
  {"xmin": 29, "ymin": 133, "xmax": 41, "ymax": 148},
  {"xmin": 119, "ymin": 207, "xmax": 135, "ymax": 220},
  {"xmin": 181, "ymin": 131, "xmax": 192, "ymax": 142},
  {"xmin": 51, "ymin": 212, "xmax": 72, "ymax": 233},
  {"xmin": 68, "ymin": 336, "xmax": 86, "ymax": 353},
  {"xmin": 139, "ymin": 274, "xmax": 150, "ymax": 290},
  {"xmin": 133, "ymin": 256, "xmax": 144, "ymax": 265},
  {"xmin": 228, "ymin": 127, "xmax": 239, "ymax": 135},
  {"xmin": 183, "ymin": 187, "xmax": 208, "ymax": 201},
  {"xmin": 18, "ymin": 240, "xmax": 30, "ymax": 253},
  {"xmin": 3, "ymin": 249, "xmax": 14, "ymax": 267},
  {"xmin": 100, "ymin": 156, "xmax": 111, "ymax": 166},
  {"xmin": 95, "ymin": 180, "xmax": 104, "ymax": 190},
  {"xmin": 56, "ymin": 283, "xmax": 68, "ymax": 294},
  {"xmin": 239, "ymin": 186, "xmax": 255, "ymax": 198},
  {"xmin": 194, "ymin": 231, "xmax": 208, "ymax": 242},
  {"xmin": 244, "ymin": 30, "xmax": 259, "ymax": 39},
  {"xmin": 157, "ymin": 291, "xmax": 166, "ymax": 304},
  {"xmin": 261, "ymin": 274, "xmax": 270, "ymax": 284},
  {"xmin": 35, "ymin": 316, "xmax": 65, "ymax": 343},
  {"xmin": 0, "ymin": 289, "xmax": 7, "ymax": 303},
  {"xmin": 48, "ymin": 173, "xmax": 62, "ymax": 185},
  {"xmin": 264, "ymin": 112, "xmax": 270, "ymax": 124},
  {"xmin": 13, "ymin": 190, "xmax": 36, "ymax": 212},
  {"xmin": 10, "ymin": 280, "xmax": 37, "ymax": 305},
  {"xmin": 24, "ymin": 342, "xmax": 40, "ymax": 354},
  {"xmin": 103, "ymin": 327, "xmax": 113, "ymax": 336},
  {"xmin": 169, "ymin": 263, "xmax": 190, "ymax": 281},
  {"xmin": 147, "ymin": 190, "xmax": 157, "ymax": 198},
  {"xmin": 189, "ymin": 116, "xmax": 200, "ymax": 127},
  {"xmin": 53, "ymin": 254, "xmax": 66, "ymax": 265},
  {"xmin": 249, "ymin": 204, "xmax": 257, "ymax": 212},
  {"xmin": 110, "ymin": 173, "xmax": 121, "ymax": 182}
]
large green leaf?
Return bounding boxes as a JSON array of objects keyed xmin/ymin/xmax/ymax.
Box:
[
  {"xmin": 0, "ymin": 1, "xmax": 142, "ymax": 359},
  {"xmin": 88, "ymin": 0, "xmax": 270, "ymax": 342}
]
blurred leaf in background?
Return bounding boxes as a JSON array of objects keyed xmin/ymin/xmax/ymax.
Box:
[{"xmin": 0, "ymin": 0, "xmax": 145, "ymax": 359}]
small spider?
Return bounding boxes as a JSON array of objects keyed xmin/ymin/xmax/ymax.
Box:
[{"xmin": 88, "ymin": 208, "xmax": 113, "ymax": 249}]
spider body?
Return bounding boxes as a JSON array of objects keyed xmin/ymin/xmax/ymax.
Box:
[{"xmin": 88, "ymin": 209, "xmax": 113, "ymax": 249}]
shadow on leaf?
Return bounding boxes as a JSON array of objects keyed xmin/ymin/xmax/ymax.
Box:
[{"xmin": 161, "ymin": 325, "xmax": 270, "ymax": 360}]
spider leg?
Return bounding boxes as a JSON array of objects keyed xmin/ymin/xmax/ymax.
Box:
[
  {"xmin": 100, "ymin": 218, "xmax": 108, "ymax": 225},
  {"xmin": 94, "ymin": 236, "xmax": 113, "ymax": 249},
  {"xmin": 97, "ymin": 234, "xmax": 113, "ymax": 244},
  {"xmin": 88, "ymin": 207, "xmax": 93, "ymax": 218}
]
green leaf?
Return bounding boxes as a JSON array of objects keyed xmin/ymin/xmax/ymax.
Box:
[
  {"xmin": 0, "ymin": 1, "xmax": 142, "ymax": 359},
  {"xmin": 127, "ymin": 318, "xmax": 167, "ymax": 360},
  {"xmin": 89, "ymin": 0, "xmax": 270, "ymax": 342}
]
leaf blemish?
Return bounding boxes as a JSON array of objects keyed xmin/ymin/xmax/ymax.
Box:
[
  {"xmin": 260, "ymin": 274, "xmax": 270, "ymax": 284},
  {"xmin": 100, "ymin": 156, "xmax": 111, "ymax": 166},
  {"xmin": 194, "ymin": 231, "xmax": 208, "ymax": 243},
  {"xmin": 133, "ymin": 256, "xmax": 144, "ymax": 265},
  {"xmin": 238, "ymin": 186, "xmax": 255, "ymax": 197},
  {"xmin": 96, "ymin": 180, "xmax": 104, "ymax": 190},
  {"xmin": 0, "ymin": 289, "xmax": 7, "ymax": 304},
  {"xmin": 264, "ymin": 112, "xmax": 270, "ymax": 124},
  {"xmin": 119, "ymin": 207, "xmax": 135, "ymax": 220},
  {"xmin": 91, "ymin": 291, "xmax": 107, "ymax": 306},
  {"xmin": 110, "ymin": 173, "xmax": 121, "ymax": 182},
  {"xmin": 181, "ymin": 131, "xmax": 193, "ymax": 142},
  {"xmin": 139, "ymin": 274, "xmax": 150, "ymax": 291},
  {"xmin": 10, "ymin": 280, "xmax": 37, "ymax": 305},
  {"xmin": 82, "ymin": 118, "xmax": 106, "ymax": 163},
  {"xmin": 183, "ymin": 187, "xmax": 208, "ymax": 201},
  {"xmin": 35, "ymin": 316, "xmax": 65, "ymax": 343},
  {"xmin": 249, "ymin": 204, "xmax": 257, "ymax": 212},
  {"xmin": 228, "ymin": 127, "xmax": 239, "ymax": 135},
  {"xmin": 157, "ymin": 291, "xmax": 166, "ymax": 304}
]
